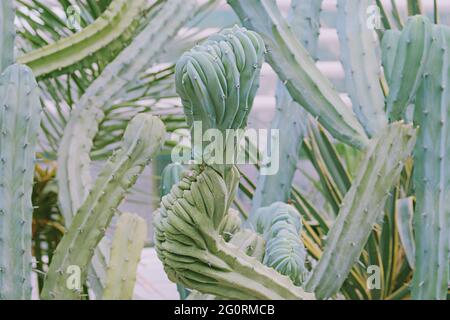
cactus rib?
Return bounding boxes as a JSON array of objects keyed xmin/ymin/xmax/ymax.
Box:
[
  {"xmin": 412, "ymin": 25, "xmax": 450, "ymax": 300},
  {"xmin": 381, "ymin": 30, "xmax": 401, "ymax": 84},
  {"xmin": 17, "ymin": 0, "xmax": 150, "ymax": 78},
  {"xmin": 42, "ymin": 114, "xmax": 165, "ymax": 300},
  {"xmin": 103, "ymin": 213, "xmax": 147, "ymax": 300},
  {"xmin": 336, "ymin": 0, "xmax": 387, "ymax": 137},
  {"xmin": 154, "ymin": 165, "xmax": 313, "ymax": 300},
  {"xmin": 0, "ymin": 65, "xmax": 41, "ymax": 300},
  {"xmin": 305, "ymin": 122, "xmax": 417, "ymax": 299},
  {"xmin": 227, "ymin": 0, "xmax": 369, "ymax": 149},
  {"xmin": 0, "ymin": 0, "xmax": 15, "ymax": 73},
  {"xmin": 386, "ymin": 15, "xmax": 433, "ymax": 121}
]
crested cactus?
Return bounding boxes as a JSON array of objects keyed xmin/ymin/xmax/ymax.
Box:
[
  {"xmin": 218, "ymin": 208, "xmax": 242, "ymax": 242},
  {"xmin": 336, "ymin": 0, "xmax": 387, "ymax": 137},
  {"xmin": 386, "ymin": 15, "xmax": 433, "ymax": 121},
  {"xmin": 103, "ymin": 213, "xmax": 147, "ymax": 300},
  {"xmin": 227, "ymin": 0, "xmax": 369, "ymax": 149},
  {"xmin": 154, "ymin": 165, "xmax": 313, "ymax": 300},
  {"xmin": 0, "ymin": 64, "xmax": 41, "ymax": 300},
  {"xmin": 249, "ymin": 202, "xmax": 307, "ymax": 286},
  {"xmin": 17, "ymin": 0, "xmax": 150, "ymax": 78},
  {"xmin": 411, "ymin": 24, "xmax": 450, "ymax": 300},
  {"xmin": 305, "ymin": 122, "xmax": 417, "ymax": 299},
  {"xmin": 42, "ymin": 114, "xmax": 165, "ymax": 300},
  {"xmin": 0, "ymin": 0, "xmax": 14, "ymax": 74}
]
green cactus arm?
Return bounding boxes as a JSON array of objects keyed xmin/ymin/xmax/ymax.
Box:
[
  {"xmin": 395, "ymin": 197, "xmax": 415, "ymax": 268},
  {"xmin": 412, "ymin": 25, "xmax": 450, "ymax": 300},
  {"xmin": 154, "ymin": 165, "xmax": 314, "ymax": 300},
  {"xmin": 41, "ymin": 114, "xmax": 165, "ymax": 300},
  {"xmin": 336, "ymin": 0, "xmax": 387, "ymax": 137},
  {"xmin": 305, "ymin": 122, "xmax": 417, "ymax": 299},
  {"xmin": 0, "ymin": 64, "xmax": 41, "ymax": 300},
  {"xmin": 227, "ymin": 0, "xmax": 369, "ymax": 149},
  {"xmin": 103, "ymin": 213, "xmax": 147, "ymax": 300},
  {"xmin": 16, "ymin": 0, "xmax": 150, "ymax": 79},
  {"xmin": 57, "ymin": 0, "xmax": 196, "ymax": 226},
  {"xmin": 386, "ymin": 15, "xmax": 433, "ymax": 121},
  {"xmin": 0, "ymin": 0, "xmax": 14, "ymax": 73},
  {"xmin": 381, "ymin": 30, "xmax": 401, "ymax": 84},
  {"xmin": 252, "ymin": 0, "xmax": 322, "ymax": 210},
  {"xmin": 250, "ymin": 202, "xmax": 307, "ymax": 286}
]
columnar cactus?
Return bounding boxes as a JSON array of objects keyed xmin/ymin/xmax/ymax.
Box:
[
  {"xmin": 227, "ymin": 0, "xmax": 369, "ymax": 149},
  {"xmin": 0, "ymin": 0, "xmax": 14, "ymax": 73},
  {"xmin": 160, "ymin": 163, "xmax": 185, "ymax": 197},
  {"xmin": 0, "ymin": 64, "xmax": 41, "ymax": 300},
  {"xmin": 252, "ymin": 0, "xmax": 321, "ymax": 210},
  {"xmin": 386, "ymin": 15, "xmax": 433, "ymax": 121},
  {"xmin": 336, "ymin": 0, "xmax": 387, "ymax": 137},
  {"xmin": 305, "ymin": 122, "xmax": 417, "ymax": 299},
  {"xmin": 17, "ymin": 0, "xmax": 149, "ymax": 78},
  {"xmin": 42, "ymin": 114, "xmax": 165, "ymax": 300},
  {"xmin": 411, "ymin": 24, "xmax": 450, "ymax": 300},
  {"xmin": 103, "ymin": 213, "xmax": 147, "ymax": 300},
  {"xmin": 381, "ymin": 30, "xmax": 401, "ymax": 84}
]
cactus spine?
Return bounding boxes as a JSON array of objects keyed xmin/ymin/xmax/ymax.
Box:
[
  {"xmin": 412, "ymin": 25, "xmax": 450, "ymax": 300},
  {"xmin": 103, "ymin": 213, "xmax": 147, "ymax": 300},
  {"xmin": 305, "ymin": 122, "xmax": 417, "ymax": 299},
  {"xmin": 17, "ymin": 0, "xmax": 150, "ymax": 78},
  {"xmin": 227, "ymin": 0, "xmax": 369, "ymax": 149},
  {"xmin": 42, "ymin": 114, "xmax": 165, "ymax": 300},
  {"xmin": 0, "ymin": 0, "xmax": 14, "ymax": 73},
  {"xmin": 0, "ymin": 64, "xmax": 41, "ymax": 300},
  {"xmin": 386, "ymin": 15, "xmax": 433, "ymax": 121},
  {"xmin": 336, "ymin": 0, "xmax": 387, "ymax": 137},
  {"xmin": 252, "ymin": 0, "xmax": 321, "ymax": 210}
]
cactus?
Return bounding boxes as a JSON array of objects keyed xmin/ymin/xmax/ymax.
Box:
[
  {"xmin": 154, "ymin": 165, "xmax": 313, "ymax": 300},
  {"xmin": 227, "ymin": 0, "xmax": 369, "ymax": 149},
  {"xmin": 218, "ymin": 208, "xmax": 242, "ymax": 242},
  {"xmin": 305, "ymin": 122, "xmax": 417, "ymax": 299},
  {"xmin": 17, "ymin": 0, "xmax": 150, "ymax": 78},
  {"xmin": 0, "ymin": 64, "xmax": 41, "ymax": 299},
  {"xmin": 175, "ymin": 26, "xmax": 264, "ymax": 137},
  {"xmin": 103, "ymin": 213, "xmax": 147, "ymax": 300},
  {"xmin": 0, "ymin": 0, "xmax": 14, "ymax": 73},
  {"xmin": 160, "ymin": 163, "xmax": 185, "ymax": 197},
  {"xmin": 336, "ymin": 0, "xmax": 387, "ymax": 137},
  {"xmin": 411, "ymin": 25, "xmax": 450, "ymax": 300},
  {"xmin": 252, "ymin": 0, "xmax": 321, "ymax": 210},
  {"xmin": 386, "ymin": 15, "xmax": 433, "ymax": 121},
  {"xmin": 41, "ymin": 114, "xmax": 165, "ymax": 300},
  {"xmin": 249, "ymin": 202, "xmax": 307, "ymax": 286},
  {"xmin": 381, "ymin": 30, "xmax": 401, "ymax": 84}
]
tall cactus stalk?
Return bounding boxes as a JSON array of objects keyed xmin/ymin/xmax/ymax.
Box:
[
  {"xmin": 336, "ymin": 0, "xmax": 387, "ymax": 137},
  {"xmin": 252, "ymin": 0, "xmax": 321, "ymax": 210},
  {"xmin": 305, "ymin": 122, "xmax": 417, "ymax": 299},
  {"xmin": 42, "ymin": 114, "xmax": 165, "ymax": 300},
  {"xmin": 227, "ymin": 0, "xmax": 369, "ymax": 149},
  {"xmin": 103, "ymin": 213, "xmax": 147, "ymax": 300},
  {"xmin": 386, "ymin": 16, "xmax": 433, "ymax": 121},
  {"xmin": 412, "ymin": 24, "xmax": 450, "ymax": 300},
  {"xmin": 17, "ymin": 0, "xmax": 151, "ymax": 78},
  {"xmin": 0, "ymin": 64, "xmax": 41, "ymax": 299},
  {"xmin": 0, "ymin": 0, "xmax": 14, "ymax": 73}
]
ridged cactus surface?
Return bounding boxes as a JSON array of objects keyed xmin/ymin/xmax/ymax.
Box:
[
  {"xmin": 103, "ymin": 213, "xmax": 147, "ymax": 300},
  {"xmin": 306, "ymin": 122, "xmax": 417, "ymax": 299},
  {"xmin": 0, "ymin": 0, "xmax": 14, "ymax": 74},
  {"xmin": 0, "ymin": 64, "xmax": 41, "ymax": 299},
  {"xmin": 42, "ymin": 114, "xmax": 165, "ymax": 299}
]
